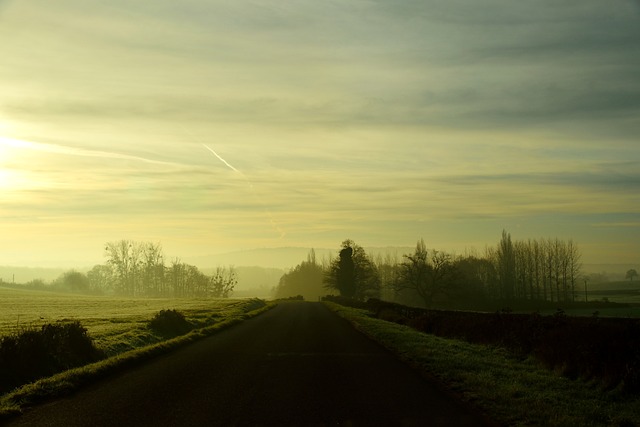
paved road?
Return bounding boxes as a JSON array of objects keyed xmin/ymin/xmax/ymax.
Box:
[{"xmin": 5, "ymin": 302, "xmax": 492, "ymax": 426}]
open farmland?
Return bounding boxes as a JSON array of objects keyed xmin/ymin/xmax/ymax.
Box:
[
  {"xmin": 558, "ymin": 284, "xmax": 640, "ymax": 317},
  {"xmin": 0, "ymin": 286, "xmax": 262, "ymax": 356}
]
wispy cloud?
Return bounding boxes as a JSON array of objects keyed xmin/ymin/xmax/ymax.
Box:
[
  {"xmin": 0, "ymin": 136, "xmax": 181, "ymax": 167},
  {"xmin": 0, "ymin": 1, "xmax": 638, "ymax": 265}
]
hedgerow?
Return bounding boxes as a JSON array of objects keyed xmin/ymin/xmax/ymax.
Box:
[{"xmin": 324, "ymin": 296, "xmax": 640, "ymax": 393}]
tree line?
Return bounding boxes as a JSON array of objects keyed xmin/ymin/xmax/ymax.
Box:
[
  {"xmin": 275, "ymin": 231, "xmax": 585, "ymax": 309},
  {"xmin": 27, "ymin": 240, "xmax": 237, "ymax": 298}
]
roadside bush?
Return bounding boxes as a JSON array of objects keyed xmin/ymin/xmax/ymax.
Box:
[
  {"xmin": 0, "ymin": 322, "xmax": 104, "ymax": 394},
  {"xmin": 149, "ymin": 310, "xmax": 193, "ymax": 338}
]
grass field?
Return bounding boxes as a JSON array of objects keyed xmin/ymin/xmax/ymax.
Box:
[
  {"xmin": 325, "ymin": 301, "xmax": 640, "ymax": 427},
  {"xmin": 0, "ymin": 286, "xmax": 262, "ymax": 356},
  {"xmin": 557, "ymin": 288, "xmax": 640, "ymax": 317},
  {"xmin": 0, "ymin": 286, "xmax": 274, "ymax": 416}
]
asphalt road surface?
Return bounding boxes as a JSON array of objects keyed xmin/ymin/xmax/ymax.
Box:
[{"xmin": 5, "ymin": 302, "xmax": 492, "ymax": 426}]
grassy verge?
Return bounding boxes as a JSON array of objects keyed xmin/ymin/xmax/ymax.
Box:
[
  {"xmin": 324, "ymin": 301, "xmax": 640, "ymax": 427},
  {"xmin": 89, "ymin": 299, "xmax": 268, "ymax": 356},
  {"xmin": 0, "ymin": 300, "xmax": 276, "ymax": 418}
]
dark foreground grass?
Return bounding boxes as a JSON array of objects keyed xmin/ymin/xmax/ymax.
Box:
[
  {"xmin": 324, "ymin": 302, "xmax": 640, "ymax": 427},
  {"xmin": 0, "ymin": 301, "xmax": 276, "ymax": 418}
]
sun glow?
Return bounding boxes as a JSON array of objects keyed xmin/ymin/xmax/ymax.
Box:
[{"xmin": 0, "ymin": 136, "xmax": 37, "ymax": 193}]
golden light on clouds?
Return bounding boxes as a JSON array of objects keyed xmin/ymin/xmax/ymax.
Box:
[{"xmin": 0, "ymin": 1, "xmax": 638, "ymax": 268}]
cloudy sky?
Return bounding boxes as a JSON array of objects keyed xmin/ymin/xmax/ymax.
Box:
[{"xmin": 0, "ymin": 0, "xmax": 638, "ymax": 267}]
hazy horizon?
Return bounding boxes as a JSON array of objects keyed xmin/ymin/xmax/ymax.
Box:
[
  {"xmin": 1, "ymin": 1, "xmax": 638, "ymax": 268},
  {"xmin": 0, "ymin": 245, "xmax": 635, "ymax": 287}
]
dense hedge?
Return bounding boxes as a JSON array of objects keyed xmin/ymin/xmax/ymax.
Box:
[
  {"xmin": 325, "ymin": 296, "xmax": 640, "ymax": 393},
  {"xmin": 0, "ymin": 322, "xmax": 104, "ymax": 394}
]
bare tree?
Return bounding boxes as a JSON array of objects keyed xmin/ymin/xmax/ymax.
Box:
[
  {"xmin": 168, "ymin": 258, "xmax": 187, "ymax": 297},
  {"xmin": 142, "ymin": 242, "xmax": 165, "ymax": 296},
  {"xmin": 395, "ymin": 239, "xmax": 455, "ymax": 308},
  {"xmin": 497, "ymin": 230, "xmax": 516, "ymax": 301},
  {"xmin": 567, "ymin": 239, "xmax": 582, "ymax": 301},
  {"xmin": 105, "ymin": 240, "xmax": 141, "ymax": 296},
  {"xmin": 488, "ymin": 233, "xmax": 582, "ymax": 304},
  {"xmin": 210, "ymin": 266, "xmax": 237, "ymax": 298}
]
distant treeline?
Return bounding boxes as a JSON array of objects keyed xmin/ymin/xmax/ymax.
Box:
[
  {"xmin": 11, "ymin": 240, "xmax": 237, "ymax": 298},
  {"xmin": 276, "ymin": 231, "xmax": 585, "ymax": 309},
  {"xmin": 3, "ymin": 231, "xmax": 587, "ymax": 306},
  {"xmin": 100, "ymin": 240, "xmax": 236, "ymax": 298}
]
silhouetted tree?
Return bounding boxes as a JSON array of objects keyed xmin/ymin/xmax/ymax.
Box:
[
  {"xmin": 627, "ymin": 269, "xmax": 639, "ymax": 282},
  {"xmin": 497, "ymin": 230, "xmax": 516, "ymax": 301},
  {"xmin": 566, "ymin": 239, "xmax": 581, "ymax": 301},
  {"xmin": 487, "ymin": 232, "xmax": 582, "ymax": 304},
  {"xmin": 325, "ymin": 240, "xmax": 380, "ymax": 301},
  {"xmin": 394, "ymin": 239, "xmax": 455, "ymax": 308},
  {"xmin": 276, "ymin": 249, "xmax": 326, "ymax": 300},
  {"xmin": 337, "ymin": 246, "xmax": 356, "ymax": 297}
]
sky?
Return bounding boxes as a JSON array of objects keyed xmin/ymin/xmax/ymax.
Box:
[{"xmin": 0, "ymin": 0, "xmax": 639, "ymax": 268}]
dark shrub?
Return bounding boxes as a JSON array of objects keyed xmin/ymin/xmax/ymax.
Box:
[
  {"xmin": 149, "ymin": 309, "xmax": 193, "ymax": 338},
  {"xmin": 0, "ymin": 322, "xmax": 104, "ymax": 394}
]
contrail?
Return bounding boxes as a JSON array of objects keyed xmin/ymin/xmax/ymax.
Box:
[
  {"xmin": 199, "ymin": 140, "xmax": 286, "ymax": 240},
  {"xmin": 202, "ymin": 144, "xmax": 240, "ymax": 173},
  {"xmin": 0, "ymin": 136, "xmax": 178, "ymax": 167}
]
